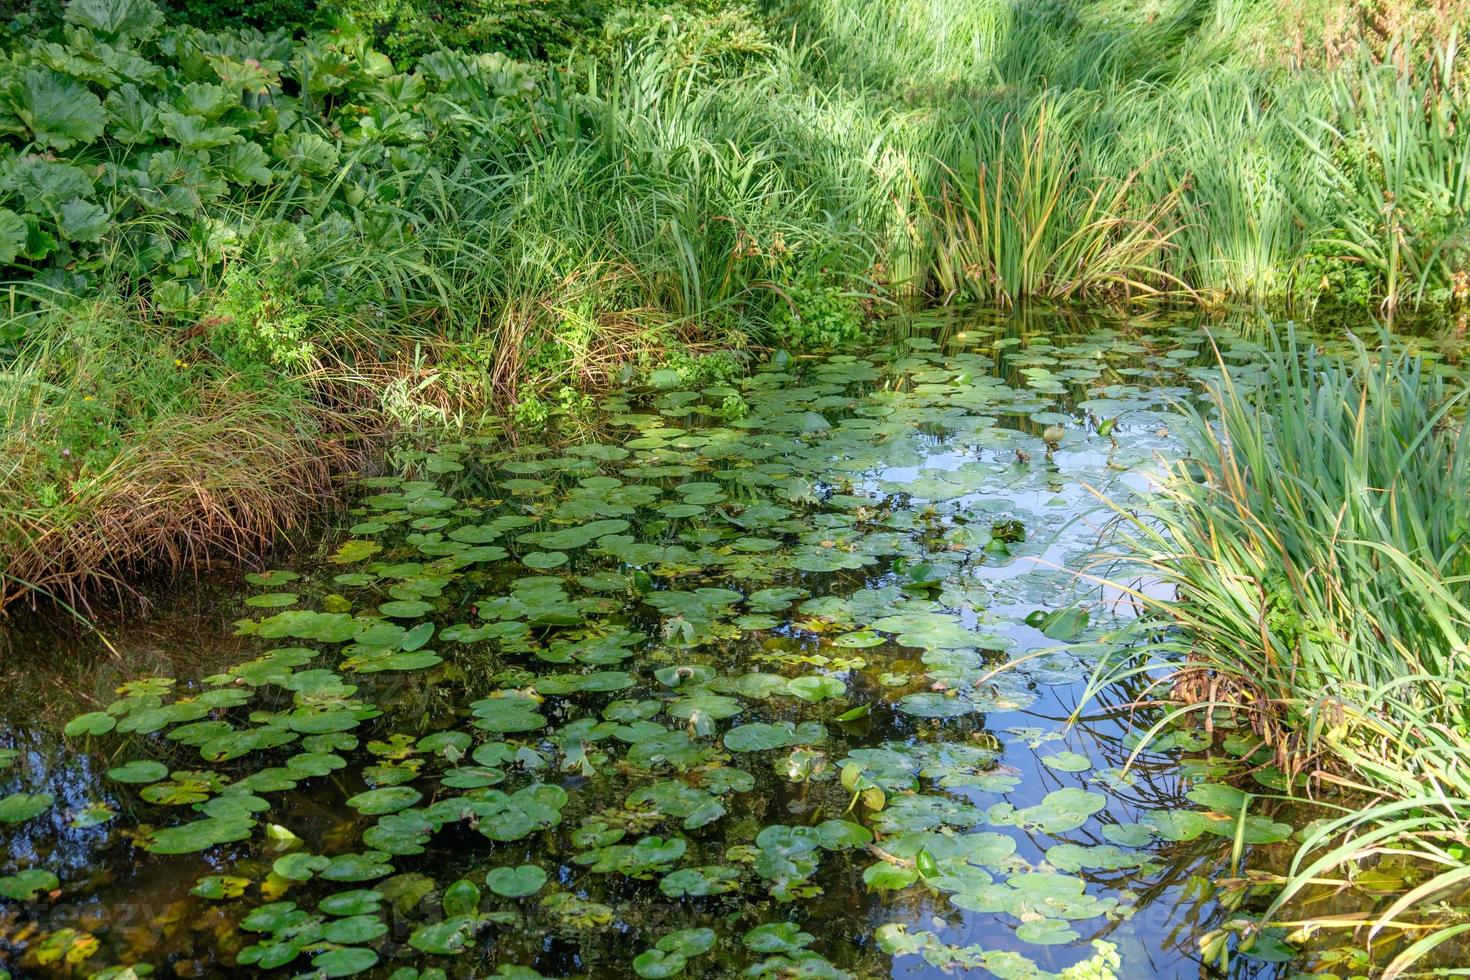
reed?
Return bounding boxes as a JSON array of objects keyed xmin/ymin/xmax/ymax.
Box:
[{"xmin": 1093, "ymin": 328, "xmax": 1470, "ymax": 972}]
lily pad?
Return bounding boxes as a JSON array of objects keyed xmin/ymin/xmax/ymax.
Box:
[
  {"xmin": 484, "ymin": 865, "xmax": 547, "ymax": 898},
  {"xmin": 724, "ymin": 721, "xmax": 826, "ymax": 753},
  {"xmin": 107, "ymin": 760, "xmax": 169, "ymax": 784},
  {"xmin": 0, "ymin": 868, "xmax": 59, "ymax": 900}
]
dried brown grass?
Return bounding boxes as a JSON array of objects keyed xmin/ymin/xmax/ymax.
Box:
[{"xmin": 0, "ymin": 381, "xmax": 355, "ymax": 612}]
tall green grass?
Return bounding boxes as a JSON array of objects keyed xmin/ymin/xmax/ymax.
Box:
[
  {"xmin": 1295, "ymin": 39, "xmax": 1470, "ymax": 314},
  {"xmin": 779, "ymin": 0, "xmax": 1469, "ymax": 315},
  {"xmin": 921, "ymin": 94, "xmax": 1185, "ymax": 305},
  {"xmin": 1095, "ymin": 329, "xmax": 1470, "ymax": 972}
]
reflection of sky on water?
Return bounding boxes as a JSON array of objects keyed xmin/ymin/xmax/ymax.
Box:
[{"xmin": 847, "ymin": 394, "xmax": 1228, "ymax": 978}]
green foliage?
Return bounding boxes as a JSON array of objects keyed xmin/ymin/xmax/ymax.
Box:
[
  {"xmin": 314, "ymin": 0, "xmax": 607, "ymax": 64},
  {"xmin": 769, "ymin": 274, "xmax": 866, "ymax": 349},
  {"xmin": 2, "ymin": 0, "xmax": 1468, "ymax": 667},
  {"xmin": 0, "ymin": 1, "xmax": 542, "ymax": 300},
  {"xmin": 1109, "ymin": 329, "xmax": 1470, "ymax": 729},
  {"xmin": 1096, "ymin": 328, "xmax": 1470, "ymax": 975},
  {"xmin": 1296, "ymin": 44, "xmax": 1470, "ymax": 314}
]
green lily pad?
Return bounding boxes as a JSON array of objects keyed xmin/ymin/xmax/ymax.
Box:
[
  {"xmin": 107, "ymin": 760, "xmax": 169, "ymax": 784},
  {"xmin": 1040, "ymin": 751, "xmax": 1092, "ymax": 773},
  {"xmin": 191, "ymin": 875, "xmax": 250, "ymax": 900},
  {"xmin": 245, "ymin": 592, "xmax": 300, "ymax": 608},
  {"xmin": 379, "ymin": 600, "xmax": 434, "ymax": 618},
  {"xmin": 408, "ymin": 915, "xmax": 479, "ymax": 955},
  {"xmin": 311, "ymin": 946, "xmax": 379, "ymax": 976},
  {"xmin": 321, "ymin": 852, "xmax": 395, "ymax": 882},
  {"xmin": 896, "ymin": 692, "xmax": 976, "ymax": 718},
  {"xmin": 484, "ymin": 864, "xmax": 547, "ymax": 898},
  {"xmin": 140, "ymin": 816, "xmax": 254, "ymax": 854},
  {"xmin": 320, "ymin": 890, "xmax": 384, "ymax": 916},
  {"xmin": 660, "ymin": 865, "xmax": 740, "ymax": 898},
  {"xmin": 332, "ymin": 540, "xmax": 383, "ymax": 564},
  {"xmin": 0, "ymin": 868, "xmax": 59, "ymax": 900},
  {"xmin": 1015, "ymin": 918, "xmax": 1079, "ymax": 945},
  {"xmin": 786, "ymin": 675, "xmax": 846, "ymax": 701},
  {"xmin": 723, "ymin": 721, "xmax": 826, "ymax": 753},
  {"xmin": 273, "ymin": 852, "xmax": 331, "ymax": 881},
  {"xmin": 322, "ymin": 914, "xmax": 388, "ymax": 944},
  {"xmin": 346, "ymin": 787, "xmax": 423, "ymax": 815},
  {"xmin": 64, "ymin": 711, "xmax": 116, "ymax": 737},
  {"xmin": 0, "ymin": 792, "xmax": 53, "ymax": 823}
]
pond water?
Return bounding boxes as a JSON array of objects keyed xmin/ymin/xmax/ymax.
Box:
[{"xmin": 0, "ymin": 313, "xmax": 1361, "ymax": 979}]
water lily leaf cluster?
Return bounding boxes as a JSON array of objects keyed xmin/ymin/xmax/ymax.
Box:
[{"xmin": 11, "ymin": 331, "xmax": 1311, "ymax": 978}]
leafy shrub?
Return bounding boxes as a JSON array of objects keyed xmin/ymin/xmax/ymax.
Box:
[
  {"xmin": 310, "ymin": 0, "xmax": 608, "ymax": 64},
  {"xmin": 161, "ymin": 0, "xmax": 316, "ymax": 35},
  {"xmin": 768, "ymin": 274, "xmax": 867, "ymax": 349},
  {"xmin": 0, "ymin": 0, "xmax": 541, "ymax": 304},
  {"xmin": 649, "ymin": 348, "xmax": 748, "ymax": 388}
]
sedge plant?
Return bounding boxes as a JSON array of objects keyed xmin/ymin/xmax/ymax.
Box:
[{"xmin": 1093, "ymin": 327, "xmax": 1470, "ymax": 972}]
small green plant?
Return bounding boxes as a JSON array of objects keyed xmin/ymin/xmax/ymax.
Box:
[
  {"xmin": 718, "ymin": 392, "xmax": 748, "ymax": 420},
  {"xmin": 650, "ymin": 349, "xmax": 749, "ymax": 389},
  {"xmin": 769, "ymin": 274, "xmax": 866, "ymax": 349},
  {"xmin": 209, "ymin": 249, "xmax": 324, "ymax": 374},
  {"xmin": 510, "ymin": 394, "xmax": 550, "ymax": 428}
]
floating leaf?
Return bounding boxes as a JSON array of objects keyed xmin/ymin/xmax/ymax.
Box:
[
  {"xmin": 0, "ymin": 792, "xmax": 53, "ymax": 824},
  {"xmin": 0, "ymin": 868, "xmax": 59, "ymax": 900},
  {"xmin": 408, "ymin": 916, "xmax": 478, "ymax": 955},
  {"xmin": 724, "ymin": 721, "xmax": 826, "ymax": 753},
  {"xmin": 140, "ymin": 817, "xmax": 254, "ymax": 854},
  {"xmin": 785, "ymin": 675, "xmax": 845, "ymax": 702},
  {"xmin": 106, "ymin": 760, "xmax": 169, "ymax": 784},
  {"xmin": 484, "ymin": 865, "xmax": 547, "ymax": 898},
  {"xmin": 63, "ymin": 712, "xmax": 116, "ymax": 737},
  {"xmin": 192, "ymin": 875, "xmax": 250, "ymax": 900},
  {"xmin": 273, "ymin": 853, "xmax": 331, "ymax": 881},
  {"xmin": 311, "ymin": 946, "xmax": 379, "ymax": 976},
  {"xmin": 379, "ymin": 600, "xmax": 433, "ymax": 619},
  {"xmin": 1040, "ymin": 751, "xmax": 1092, "ymax": 773}
]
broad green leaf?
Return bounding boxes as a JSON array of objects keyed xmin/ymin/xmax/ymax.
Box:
[{"xmin": 6, "ymin": 68, "xmax": 106, "ymax": 150}]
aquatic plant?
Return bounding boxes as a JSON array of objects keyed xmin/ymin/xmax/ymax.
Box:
[
  {"xmin": 923, "ymin": 97, "xmax": 1185, "ymax": 306},
  {"xmin": 1, "ymin": 326, "xmax": 1321, "ymax": 978},
  {"xmin": 1095, "ymin": 327, "xmax": 1470, "ymax": 972}
]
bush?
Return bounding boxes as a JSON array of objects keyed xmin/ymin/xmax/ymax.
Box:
[{"xmin": 0, "ymin": 0, "xmax": 542, "ymax": 305}]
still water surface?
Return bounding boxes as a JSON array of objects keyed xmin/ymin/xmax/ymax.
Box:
[{"xmin": 0, "ymin": 314, "xmax": 1341, "ymax": 979}]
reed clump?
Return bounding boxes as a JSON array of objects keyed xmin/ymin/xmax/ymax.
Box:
[{"xmin": 1098, "ymin": 329, "xmax": 1470, "ymax": 974}]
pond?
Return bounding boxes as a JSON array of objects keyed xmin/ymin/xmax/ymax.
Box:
[{"xmin": 0, "ymin": 312, "xmax": 1359, "ymax": 979}]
